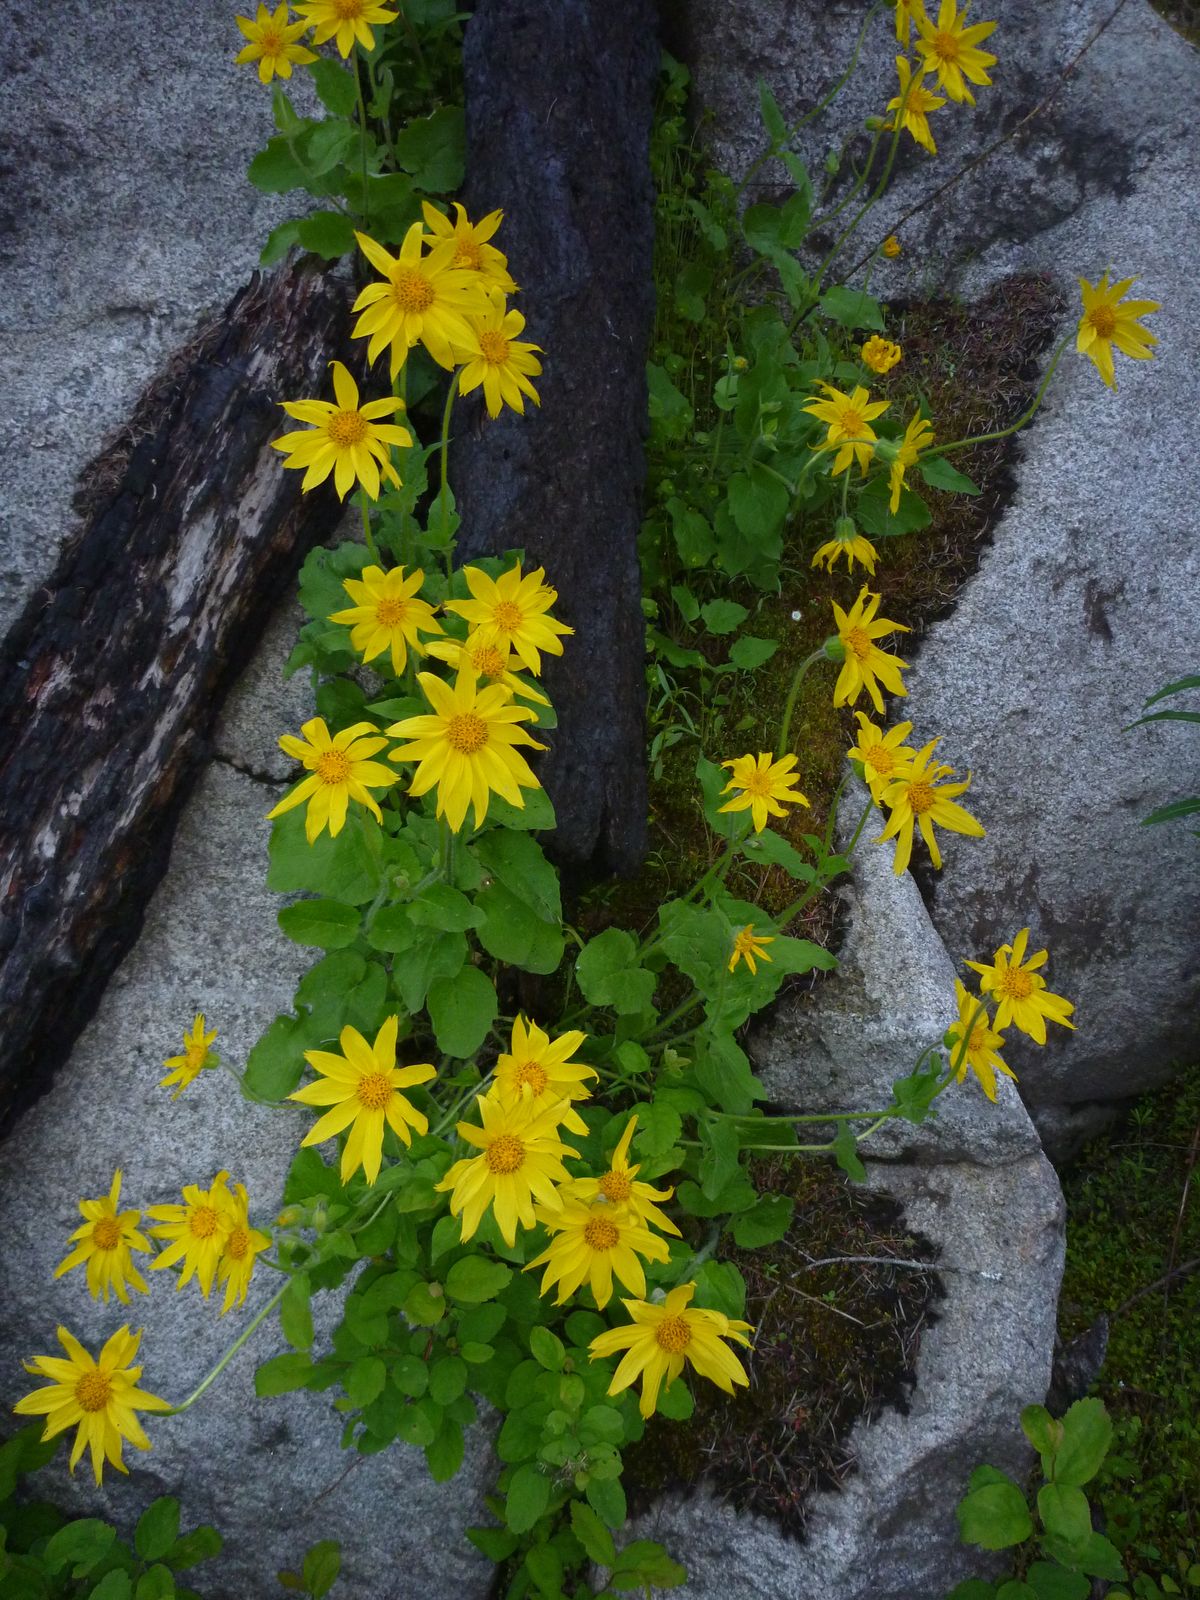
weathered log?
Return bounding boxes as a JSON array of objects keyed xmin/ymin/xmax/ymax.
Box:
[
  {"xmin": 0, "ymin": 258, "xmax": 354, "ymax": 1130},
  {"xmin": 454, "ymin": 0, "xmax": 659, "ymax": 876}
]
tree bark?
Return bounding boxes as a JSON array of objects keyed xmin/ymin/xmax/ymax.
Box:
[
  {"xmin": 453, "ymin": 0, "xmax": 659, "ymax": 877},
  {"xmin": 0, "ymin": 258, "xmax": 353, "ymax": 1130}
]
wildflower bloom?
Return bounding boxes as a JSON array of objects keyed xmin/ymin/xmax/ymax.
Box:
[
  {"xmin": 885, "ymin": 54, "xmax": 946, "ymax": 155},
  {"xmin": 895, "ymin": 0, "xmax": 928, "ymax": 44},
  {"xmin": 444, "ymin": 563, "xmax": 573, "ymax": 675},
  {"xmin": 437, "ymin": 1095, "xmax": 579, "ymax": 1247},
  {"xmin": 812, "ymin": 519, "xmax": 878, "ymax": 576},
  {"xmin": 719, "ymin": 752, "xmax": 810, "ymax": 835},
  {"xmin": 888, "ymin": 413, "xmax": 935, "ymax": 512},
  {"xmin": 235, "ymin": 3, "xmax": 316, "ymax": 81},
  {"xmin": 329, "ymin": 564, "xmax": 443, "ymax": 678},
  {"xmin": 527, "ymin": 1196, "xmax": 672, "ymax": 1309},
  {"xmin": 589, "ymin": 1282, "xmax": 753, "ymax": 1419},
  {"xmin": 458, "ymin": 294, "xmax": 543, "ymax": 419},
  {"xmin": 803, "ymin": 383, "xmax": 889, "ymax": 476},
  {"xmin": 965, "ymin": 929, "xmax": 1076, "ymax": 1044},
  {"xmin": 289, "ymin": 1017, "xmax": 435, "ymax": 1186},
  {"xmin": 1076, "ymin": 273, "xmax": 1160, "ymax": 390},
  {"xmin": 861, "ymin": 335, "xmax": 903, "ymax": 376},
  {"xmin": 571, "ymin": 1116, "xmax": 682, "ymax": 1237},
  {"xmin": 295, "ymin": 0, "xmax": 397, "ymax": 56},
  {"xmin": 729, "ymin": 925, "xmax": 774, "ymax": 976},
  {"xmin": 914, "ymin": 0, "xmax": 998, "ymax": 104},
  {"xmin": 159, "ymin": 1013, "xmax": 218, "ymax": 1099},
  {"xmin": 830, "ymin": 588, "xmax": 910, "ymax": 714},
  {"xmin": 55, "ymin": 1171, "xmax": 151, "ymax": 1305},
  {"xmin": 267, "ymin": 717, "xmax": 396, "ymax": 843},
  {"xmin": 882, "ymin": 234, "xmax": 903, "ymax": 258},
  {"xmin": 421, "ymin": 201, "xmax": 516, "ymax": 295},
  {"xmin": 352, "ymin": 224, "xmax": 490, "ymax": 377},
  {"xmin": 147, "ymin": 1172, "xmax": 236, "ymax": 1299},
  {"xmin": 272, "ymin": 362, "xmax": 411, "ymax": 500},
  {"xmin": 876, "ymin": 737, "xmax": 984, "ymax": 875},
  {"xmin": 387, "ymin": 669, "xmax": 545, "ymax": 831},
  {"xmin": 425, "ymin": 633, "xmax": 550, "ymax": 706},
  {"xmin": 946, "ymin": 980, "xmax": 1015, "ymax": 1101},
  {"xmin": 847, "ymin": 713, "xmax": 917, "ymax": 805},
  {"xmin": 215, "ymin": 1183, "xmax": 271, "ymax": 1315},
  {"xmin": 13, "ymin": 1326, "xmax": 170, "ymax": 1486},
  {"xmin": 491, "ymin": 1017, "xmax": 598, "ymax": 1136}
]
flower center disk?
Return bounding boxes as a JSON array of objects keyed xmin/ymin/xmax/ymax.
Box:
[
  {"xmin": 454, "ymin": 240, "xmax": 483, "ymax": 271},
  {"xmin": 226, "ymin": 1226, "xmax": 251, "ymax": 1260},
  {"xmin": 470, "ymin": 644, "xmax": 507, "ymax": 678},
  {"xmin": 655, "ymin": 1315, "xmax": 692, "ymax": 1354},
  {"xmin": 486, "ymin": 1134, "xmax": 525, "ymax": 1174},
  {"xmin": 75, "ymin": 1371, "xmax": 112, "ymax": 1413},
  {"xmin": 933, "ymin": 29, "xmax": 960, "ymax": 61},
  {"xmin": 447, "ymin": 713, "xmax": 488, "ymax": 754},
  {"xmin": 327, "ymin": 410, "xmax": 368, "ymax": 447},
  {"xmin": 491, "ymin": 600, "xmax": 523, "ymax": 633},
  {"xmin": 584, "ymin": 1216, "xmax": 620, "ymax": 1251},
  {"xmin": 393, "ymin": 269, "xmax": 436, "ymax": 313},
  {"xmin": 866, "ymin": 745, "xmax": 895, "ymax": 774},
  {"xmin": 846, "ymin": 626, "xmax": 873, "ymax": 661},
  {"xmin": 599, "ymin": 1171, "xmax": 631, "ymax": 1203},
  {"xmin": 907, "ymin": 780, "xmax": 936, "ymax": 814},
  {"xmin": 92, "ymin": 1218, "xmax": 121, "ymax": 1250},
  {"xmin": 190, "ymin": 1205, "xmax": 219, "ymax": 1240},
  {"xmin": 375, "ymin": 597, "xmax": 410, "ymax": 628},
  {"xmin": 357, "ymin": 1072, "xmax": 393, "ymax": 1110},
  {"xmin": 515, "ymin": 1062, "xmax": 548, "ymax": 1095},
  {"xmin": 479, "ymin": 331, "xmax": 511, "ymax": 365},
  {"xmin": 999, "ymin": 967, "xmax": 1034, "ymax": 1000},
  {"xmin": 1089, "ymin": 305, "xmax": 1117, "ymax": 338},
  {"xmin": 316, "ymin": 749, "xmax": 351, "ymax": 784}
]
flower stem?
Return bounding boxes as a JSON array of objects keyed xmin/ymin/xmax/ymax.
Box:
[
  {"xmin": 354, "ymin": 48, "xmax": 371, "ymax": 226},
  {"xmin": 438, "ymin": 370, "xmax": 459, "ymax": 578},
  {"xmin": 776, "ymin": 648, "xmax": 827, "ymax": 758},
  {"xmin": 359, "ymin": 492, "xmax": 379, "ymax": 563},
  {"xmin": 165, "ymin": 1284, "xmax": 288, "ymax": 1416},
  {"xmin": 921, "ymin": 332, "xmax": 1072, "ymax": 460}
]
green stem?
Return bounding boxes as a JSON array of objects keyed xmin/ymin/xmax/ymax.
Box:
[
  {"xmin": 845, "ymin": 795, "xmax": 875, "ymax": 856},
  {"xmin": 438, "ymin": 370, "xmax": 459, "ymax": 578},
  {"xmin": 709, "ymin": 1107, "xmax": 893, "ymax": 1125},
  {"xmin": 165, "ymin": 1285, "xmax": 288, "ymax": 1416},
  {"xmin": 922, "ymin": 333, "xmax": 1072, "ymax": 459},
  {"xmin": 359, "ymin": 492, "xmax": 379, "ymax": 563},
  {"xmin": 777, "ymin": 648, "xmax": 826, "ymax": 758},
  {"xmin": 354, "ymin": 48, "xmax": 371, "ymax": 226}
]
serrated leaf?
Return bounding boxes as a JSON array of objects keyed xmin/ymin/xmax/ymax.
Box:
[
  {"xmin": 920, "ymin": 455, "xmax": 981, "ymax": 494},
  {"xmin": 278, "ymin": 898, "xmax": 360, "ymax": 949},
  {"xmin": 819, "ymin": 285, "xmax": 885, "ymax": 331}
]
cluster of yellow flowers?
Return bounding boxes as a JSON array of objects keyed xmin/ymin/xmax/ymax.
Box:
[
  {"xmin": 950, "ymin": 929, "xmax": 1076, "ymax": 1101},
  {"xmin": 887, "ymin": 0, "xmax": 999, "ymax": 158},
  {"xmin": 235, "ymin": 0, "xmax": 397, "ymax": 78}
]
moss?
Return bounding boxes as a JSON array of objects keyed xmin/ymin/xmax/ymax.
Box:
[{"xmin": 1149, "ymin": 0, "xmax": 1200, "ymax": 45}]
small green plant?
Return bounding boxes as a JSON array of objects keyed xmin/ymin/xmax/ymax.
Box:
[{"xmin": 1124, "ymin": 674, "xmax": 1200, "ymax": 837}]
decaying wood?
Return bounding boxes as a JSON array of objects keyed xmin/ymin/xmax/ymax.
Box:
[
  {"xmin": 454, "ymin": 0, "xmax": 659, "ymax": 876},
  {"xmin": 0, "ymin": 258, "xmax": 353, "ymax": 1130}
]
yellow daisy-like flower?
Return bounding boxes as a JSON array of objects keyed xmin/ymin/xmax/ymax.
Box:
[
  {"xmin": 914, "ymin": 0, "xmax": 998, "ymax": 105},
  {"xmin": 443, "ymin": 562, "xmax": 573, "ymax": 676},
  {"xmin": 352, "ymin": 224, "xmax": 491, "ymax": 377},
  {"xmin": 812, "ymin": 519, "xmax": 878, "ymax": 576},
  {"xmin": 13, "ymin": 1326, "xmax": 170, "ymax": 1486},
  {"xmin": 387, "ymin": 669, "xmax": 545, "ymax": 832},
  {"xmin": 214, "ymin": 1183, "xmax": 272, "ymax": 1316},
  {"xmin": 295, "ymin": 0, "xmax": 397, "ymax": 56},
  {"xmin": 421, "ymin": 201, "xmax": 516, "ymax": 295},
  {"xmin": 729, "ymin": 925, "xmax": 774, "ymax": 976},
  {"xmin": 803, "ymin": 383, "xmax": 889, "ymax": 476},
  {"xmin": 159, "ymin": 1013, "xmax": 218, "ymax": 1099},
  {"xmin": 719, "ymin": 752, "xmax": 810, "ymax": 835},
  {"xmin": 289, "ymin": 1017, "xmax": 436, "ymax": 1187},
  {"xmin": 830, "ymin": 588, "xmax": 910, "ymax": 714},
  {"xmin": 147, "ymin": 1173, "xmax": 236, "ymax": 1300},
  {"xmin": 847, "ymin": 712, "xmax": 917, "ymax": 805},
  {"xmin": 266, "ymin": 717, "xmax": 396, "ymax": 843},
  {"xmin": 882, "ymin": 234, "xmax": 903, "ymax": 258},
  {"xmin": 889, "ymin": 413, "xmax": 935, "ymax": 512},
  {"xmin": 458, "ymin": 294, "xmax": 544, "ymax": 419},
  {"xmin": 1076, "ymin": 273, "xmax": 1160, "ymax": 391},
  {"xmin": 425, "ymin": 632, "xmax": 551, "ymax": 707},
  {"xmin": 589, "ymin": 1282, "xmax": 753, "ymax": 1419},
  {"xmin": 885, "ymin": 55, "xmax": 946, "ymax": 155},
  {"xmin": 491, "ymin": 1016, "xmax": 598, "ymax": 1136},
  {"xmin": 861, "ymin": 335, "xmax": 903, "ymax": 376},
  {"xmin": 437, "ymin": 1095, "xmax": 579, "ymax": 1247},
  {"xmin": 965, "ymin": 928, "xmax": 1076, "ymax": 1045},
  {"xmin": 54, "ymin": 1171, "xmax": 152, "ymax": 1305},
  {"xmin": 876, "ymin": 737, "xmax": 984, "ymax": 875},
  {"xmin": 571, "ymin": 1116, "xmax": 682, "ymax": 1238},
  {"xmin": 527, "ymin": 1195, "xmax": 672, "ymax": 1309},
  {"xmin": 328, "ymin": 564, "xmax": 443, "ymax": 678},
  {"xmin": 273, "ymin": 362, "xmax": 411, "ymax": 501},
  {"xmin": 234, "ymin": 3, "xmax": 316, "ymax": 82},
  {"xmin": 895, "ymin": 0, "xmax": 928, "ymax": 44},
  {"xmin": 946, "ymin": 980, "xmax": 1015, "ymax": 1102}
]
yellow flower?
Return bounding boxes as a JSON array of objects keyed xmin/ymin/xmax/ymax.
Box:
[
  {"xmin": 1076, "ymin": 273, "xmax": 1160, "ymax": 390},
  {"xmin": 437, "ymin": 1095, "xmax": 579, "ymax": 1247},
  {"xmin": 882, "ymin": 234, "xmax": 903, "ymax": 258},
  {"xmin": 328, "ymin": 564, "xmax": 443, "ymax": 677},
  {"xmin": 847, "ymin": 712, "xmax": 917, "ymax": 804},
  {"xmin": 387, "ymin": 668, "xmax": 545, "ymax": 832},
  {"xmin": 421, "ymin": 201, "xmax": 516, "ymax": 295},
  {"xmin": 13, "ymin": 1326, "xmax": 170, "ymax": 1486},
  {"xmin": 491, "ymin": 1016, "xmax": 598, "ymax": 1136},
  {"xmin": 885, "ymin": 55, "xmax": 946, "ymax": 155},
  {"xmin": 235, "ymin": 3, "xmax": 317, "ymax": 81},
  {"xmin": 803, "ymin": 383, "xmax": 889, "ymax": 476},
  {"xmin": 266, "ymin": 717, "xmax": 396, "ymax": 842},
  {"xmin": 729, "ymin": 926, "xmax": 774, "ymax": 976},
  {"xmin": 915, "ymin": 0, "xmax": 998, "ymax": 104},
  {"xmin": 889, "ymin": 413, "xmax": 935, "ymax": 512},
  {"xmin": 458, "ymin": 293, "xmax": 543, "ymax": 419},
  {"xmin": 295, "ymin": 0, "xmax": 397, "ymax": 56},
  {"xmin": 946, "ymin": 980, "xmax": 1015, "ymax": 1101},
  {"xmin": 54, "ymin": 1171, "xmax": 151, "ymax": 1305},
  {"xmin": 964, "ymin": 928, "xmax": 1076, "ymax": 1045},
  {"xmin": 830, "ymin": 587, "xmax": 910, "ymax": 714},
  {"xmin": 215, "ymin": 1183, "xmax": 271, "ymax": 1315},
  {"xmin": 527, "ymin": 1195, "xmax": 671, "ymax": 1309},
  {"xmin": 876, "ymin": 737, "xmax": 984, "ymax": 875},
  {"xmin": 861, "ymin": 335, "xmax": 903, "ymax": 375},
  {"xmin": 589, "ymin": 1282, "xmax": 753, "ymax": 1419},
  {"xmin": 425, "ymin": 632, "xmax": 551, "ymax": 707},
  {"xmin": 812, "ymin": 519, "xmax": 878, "ymax": 576},
  {"xmin": 147, "ymin": 1173, "xmax": 237, "ymax": 1299},
  {"xmin": 719, "ymin": 752, "xmax": 810, "ymax": 835},
  {"xmin": 289, "ymin": 1017, "xmax": 436, "ymax": 1186},
  {"xmin": 570, "ymin": 1116, "xmax": 682, "ymax": 1237},
  {"xmin": 895, "ymin": 0, "xmax": 928, "ymax": 44},
  {"xmin": 443, "ymin": 562, "xmax": 573, "ymax": 676},
  {"xmin": 352, "ymin": 224, "xmax": 491, "ymax": 377},
  {"xmin": 272, "ymin": 362, "xmax": 411, "ymax": 500},
  {"xmin": 159, "ymin": 1013, "xmax": 219, "ymax": 1099}
]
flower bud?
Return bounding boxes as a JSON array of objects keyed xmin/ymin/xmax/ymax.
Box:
[
  {"xmin": 872, "ymin": 436, "xmax": 903, "ymax": 464},
  {"xmin": 275, "ymin": 1205, "xmax": 302, "ymax": 1229},
  {"xmin": 864, "ymin": 116, "xmax": 885, "ymax": 132},
  {"xmin": 823, "ymin": 635, "xmax": 847, "ymax": 663},
  {"xmin": 834, "ymin": 516, "xmax": 857, "ymax": 542},
  {"xmin": 733, "ymin": 355, "xmax": 749, "ymax": 372}
]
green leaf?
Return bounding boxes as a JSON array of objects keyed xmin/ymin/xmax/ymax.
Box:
[
  {"xmin": 475, "ymin": 831, "xmax": 562, "ymax": 924},
  {"xmin": 475, "ymin": 881, "xmax": 565, "ymax": 974},
  {"xmin": 468, "ymin": 1526, "xmax": 520, "ymax": 1562},
  {"xmin": 832, "ymin": 1122, "xmax": 867, "ymax": 1183},
  {"xmin": 957, "ymin": 1479, "xmax": 1034, "ymax": 1550},
  {"xmin": 393, "ymin": 105, "xmax": 466, "ymax": 191},
  {"xmin": 426, "ymin": 1417, "xmax": 465, "ymax": 1482},
  {"xmin": 1054, "ymin": 1397, "xmax": 1112, "ymax": 1487},
  {"xmin": 409, "ymin": 883, "xmax": 482, "ymax": 932},
  {"xmin": 610, "ymin": 1538, "xmax": 687, "ymax": 1591},
  {"xmin": 647, "ymin": 362, "xmax": 694, "ymax": 440},
  {"xmin": 819, "ymin": 285, "xmax": 885, "ymax": 331},
  {"xmin": 758, "ymin": 79, "xmax": 788, "ymax": 143},
  {"xmin": 856, "ymin": 474, "xmax": 932, "ymax": 536},
  {"xmin": 586, "ymin": 1472, "xmax": 627, "ymax": 1530},
  {"xmin": 1073, "ymin": 1532, "xmax": 1126, "ymax": 1582},
  {"xmin": 920, "ymin": 456, "xmax": 981, "ymax": 494},
  {"xmin": 1025, "ymin": 1563, "xmax": 1091, "ymax": 1600},
  {"xmin": 445, "ymin": 1255, "xmax": 513, "ymax": 1303},
  {"xmin": 700, "ymin": 598, "xmax": 750, "ymax": 636},
  {"xmin": 995, "ymin": 1586, "xmax": 1037, "ymax": 1600},
  {"xmin": 278, "ymin": 898, "xmax": 361, "ymax": 950},
  {"xmin": 732, "ymin": 1193, "xmax": 795, "ymax": 1247},
  {"xmin": 347, "ymin": 1356, "xmax": 387, "ymax": 1407},
  {"xmin": 302, "ymin": 1539, "xmax": 342, "ymax": 1600},
  {"xmin": 1143, "ymin": 796, "xmax": 1200, "ymax": 826},
  {"xmin": 729, "ymin": 635, "xmax": 779, "ymax": 670},
  {"xmin": 530, "ymin": 1326, "xmax": 566, "ymax": 1371},
  {"xmin": 429, "ymin": 1356, "xmax": 469, "ymax": 1406},
  {"xmin": 260, "ymin": 218, "xmax": 303, "ymax": 267},
  {"xmin": 948, "ymin": 1585, "xmax": 998, "ymax": 1600},
  {"xmin": 92, "ymin": 1573, "xmax": 134, "ymax": 1600},
  {"xmin": 738, "ymin": 828, "xmax": 813, "ymax": 880},
  {"xmin": 269, "ymin": 805, "xmax": 381, "ymax": 905},
  {"xmin": 279, "ymin": 1275, "xmax": 314, "ymax": 1351},
  {"xmin": 632, "ymin": 1100, "xmax": 682, "ymax": 1157},
  {"xmin": 295, "ymin": 210, "xmax": 357, "ymax": 260},
  {"xmin": 309, "ymin": 57, "xmax": 358, "ymax": 116},
  {"xmin": 427, "ymin": 965, "xmax": 497, "ymax": 1058},
  {"xmin": 666, "ymin": 497, "xmax": 716, "ymax": 568},
  {"xmin": 255, "ymin": 1352, "xmax": 315, "ymax": 1398},
  {"xmin": 506, "ymin": 1463, "xmax": 552, "ymax": 1534},
  {"xmin": 163, "ymin": 1524, "xmax": 223, "ymax": 1570},
  {"xmin": 393, "ymin": 930, "xmax": 467, "ymax": 1013},
  {"xmin": 1037, "ymin": 1483, "xmax": 1092, "ymax": 1553},
  {"xmin": 727, "ymin": 464, "xmax": 789, "ymax": 545},
  {"xmin": 44, "ymin": 1520, "xmax": 117, "ymax": 1577},
  {"xmin": 575, "ymin": 928, "xmax": 656, "ymax": 1014},
  {"xmin": 248, "ymin": 135, "xmax": 311, "ymax": 195},
  {"xmin": 136, "ymin": 1499, "xmax": 181, "ymax": 1564},
  {"xmin": 675, "ymin": 261, "xmax": 713, "ymax": 323}
]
